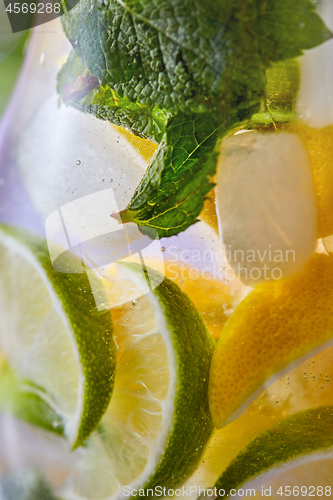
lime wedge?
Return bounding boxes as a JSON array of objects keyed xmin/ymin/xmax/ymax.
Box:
[
  {"xmin": 62, "ymin": 263, "xmax": 214, "ymax": 500},
  {"xmin": 0, "ymin": 225, "xmax": 116, "ymax": 449},
  {"xmin": 214, "ymin": 406, "xmax": 333, "ymax": 499},
  {"xmin": 0, "ymin": 360, "xmax": 64, "ymax": 436}
]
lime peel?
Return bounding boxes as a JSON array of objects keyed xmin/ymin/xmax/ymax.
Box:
[
  {"xmin": 63, "ymin": 263, "xmax": 215, "ymax": 500},
  {"xmin": 0, "ymin": 361, "xmax": 64, "ymax": 436},
  {"xmin": 214, "ymin": 406, "xmax": 333, "ymax": 499},
  {"xmin": 0, "ymin": 224, "xmax": 116, "ymax": 449}
]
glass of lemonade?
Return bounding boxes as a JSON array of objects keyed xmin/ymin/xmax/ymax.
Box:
[{"xmin": 1, "ymin": 1, "xmax": 333, "ymax": 499}]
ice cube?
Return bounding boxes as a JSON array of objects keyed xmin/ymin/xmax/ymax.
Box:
[
  {"xmin": 215, "ymin": 131, "xmax": 317, "ymax": 286},
  {"xmin": 17, "ymin": 95, "xmax": 147, "ymax": 222}
]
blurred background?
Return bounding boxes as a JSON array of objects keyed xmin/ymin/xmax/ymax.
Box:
[
  {"xmin": 0, "ymin": 1, "xmax": 29, "ymax": 119},
  {"xmin": 0, "ymin": 34, "xmax": 28, "ymax": 118}
]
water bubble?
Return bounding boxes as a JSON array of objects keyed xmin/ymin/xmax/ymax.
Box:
[
  {"xmin": 132, "ymin": 299, "xmax": 139, "ymax": 305},
  {"xmin": 76, "ymin": 160, "xmax": 81, "ymax": 165}
]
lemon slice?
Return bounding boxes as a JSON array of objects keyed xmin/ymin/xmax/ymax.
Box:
[
  {"xmin": 209, "ymin": 252, "xmax": 333, "ymax": 429},
  {"xmin": 61, "ymin": 263, "xmax": 214, "ymax": 500},
  {"xmin": 214, "ymin": 406, "xmax": 333, "ymax": 499},
  {"xmin": 0, "ymin": 225, "xmax": 116, "ymax": 449}
]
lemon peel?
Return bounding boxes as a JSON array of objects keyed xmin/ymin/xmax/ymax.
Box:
[{"xmin": 209, "ymin": 253, "xmax": 333, "ymax": 429}]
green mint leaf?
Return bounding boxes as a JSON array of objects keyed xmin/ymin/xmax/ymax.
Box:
[
  {"xmin": 61, "ymin": 0, "xmax": 233, "ymax": 114},
  {"xmin": 255, "ymin": 0, "xmax": 332, "ymax": 62},
  {"xmin": 59, "ymin": 0, "xmax": 332, "ymax": 237},
  {"xmin": 57, "ymin": 51, "xmax": 169, "ymax": 142},
  {"xmin": 86, "ymin": 86, "xmax": 169, "ymax": 142},
  {"xmin": 119, "ymin": 112, "xmax": 225, "ymax": 237},
  {"xmin": 61, "ymin": 0, "xmax": 331, "ymax": 116},
  {"xmin": 57, "ymin": 50, "xmax": 99, "ymax": 104}
]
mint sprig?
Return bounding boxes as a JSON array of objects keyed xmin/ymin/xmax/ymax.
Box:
[
  {"xmin": 58, "ymin": 0, "xmax": 331, "ymax": 238},
  {"xmin": 119, "ymin": 112, "xmax": 224, "ymax": 236}
]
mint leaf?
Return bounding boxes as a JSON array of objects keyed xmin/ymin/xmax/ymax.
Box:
[
  {"xmin": 254, "ymin": 0, "xmax": 332, "ymax": 62},
  {"xmin": 62, "ymin": 0, "xmax": 234, "ymax": 114},
  {"xmin": 61, "ymin": 0, "xmax": 331, "ymax": 116},
  {"xmin": 86, "ymin": 86, "xmax": 169, "ymax": 142},
  {"xmin": 59, "ymin": 0, "xmax": 332, "ymax": 238},
  {"xmin": 57, "ymin": 51, "xmax": 169, "ymax": 142},
  {"xmin": 57, "ymin": 50, "xmax": 99, "ymax": 105},
  {"xmin": 119, "ymin": 112, "xmax": 224, "ymax": 237}
]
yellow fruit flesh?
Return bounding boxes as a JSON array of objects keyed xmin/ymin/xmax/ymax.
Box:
[
  {"xmin": 209, "ymin": 253, "xmax": 333, "ymax": 429},
  {"xmin": 112, "ymin": 125, "xmax": 158, "ymax": 163},
  {"xmin": 283, "ymin": 122, "xmax": 333, "ymax": 238},
  {"xmin": 200, "ymin": 193, "xmax": 219, "ymax": 233},
  {"xmin": 99, "ymin": 294, "xmax": 170, "ymax": 487},
  {"xmin": 164, "ymin": 262, "xmax": 236, "ymax": 340},
  {"xmin": 188, "ymin": 345, "xmax": 333, "ymax": 490},
  {"xmin": 142, "ymin": 258, "xmax": 247, "ymax": 342}
]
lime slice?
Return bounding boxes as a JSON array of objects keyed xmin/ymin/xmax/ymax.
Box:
[
  {"xmin": 0, "ymin": 224, "xmax": 116, "ymax": 449},
  {"xmin": 209, "ymin": 252, "xmax": 333, "ymax": 429},
  {"xmin": 0, "ymin": 360, "xmax": 64, "ymax": 436},
  {"xmin": 213, "ymin": 406, "xmax": 333, "ymax": 499},
  {"xmin": 62, "ymin": 263, "xmax": 214, "ymax": 500}
]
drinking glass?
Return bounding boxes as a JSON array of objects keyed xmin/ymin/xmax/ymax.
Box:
[{"xmin": 1, "ymin": 2, "xmax": 333, "ymax": 499}]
